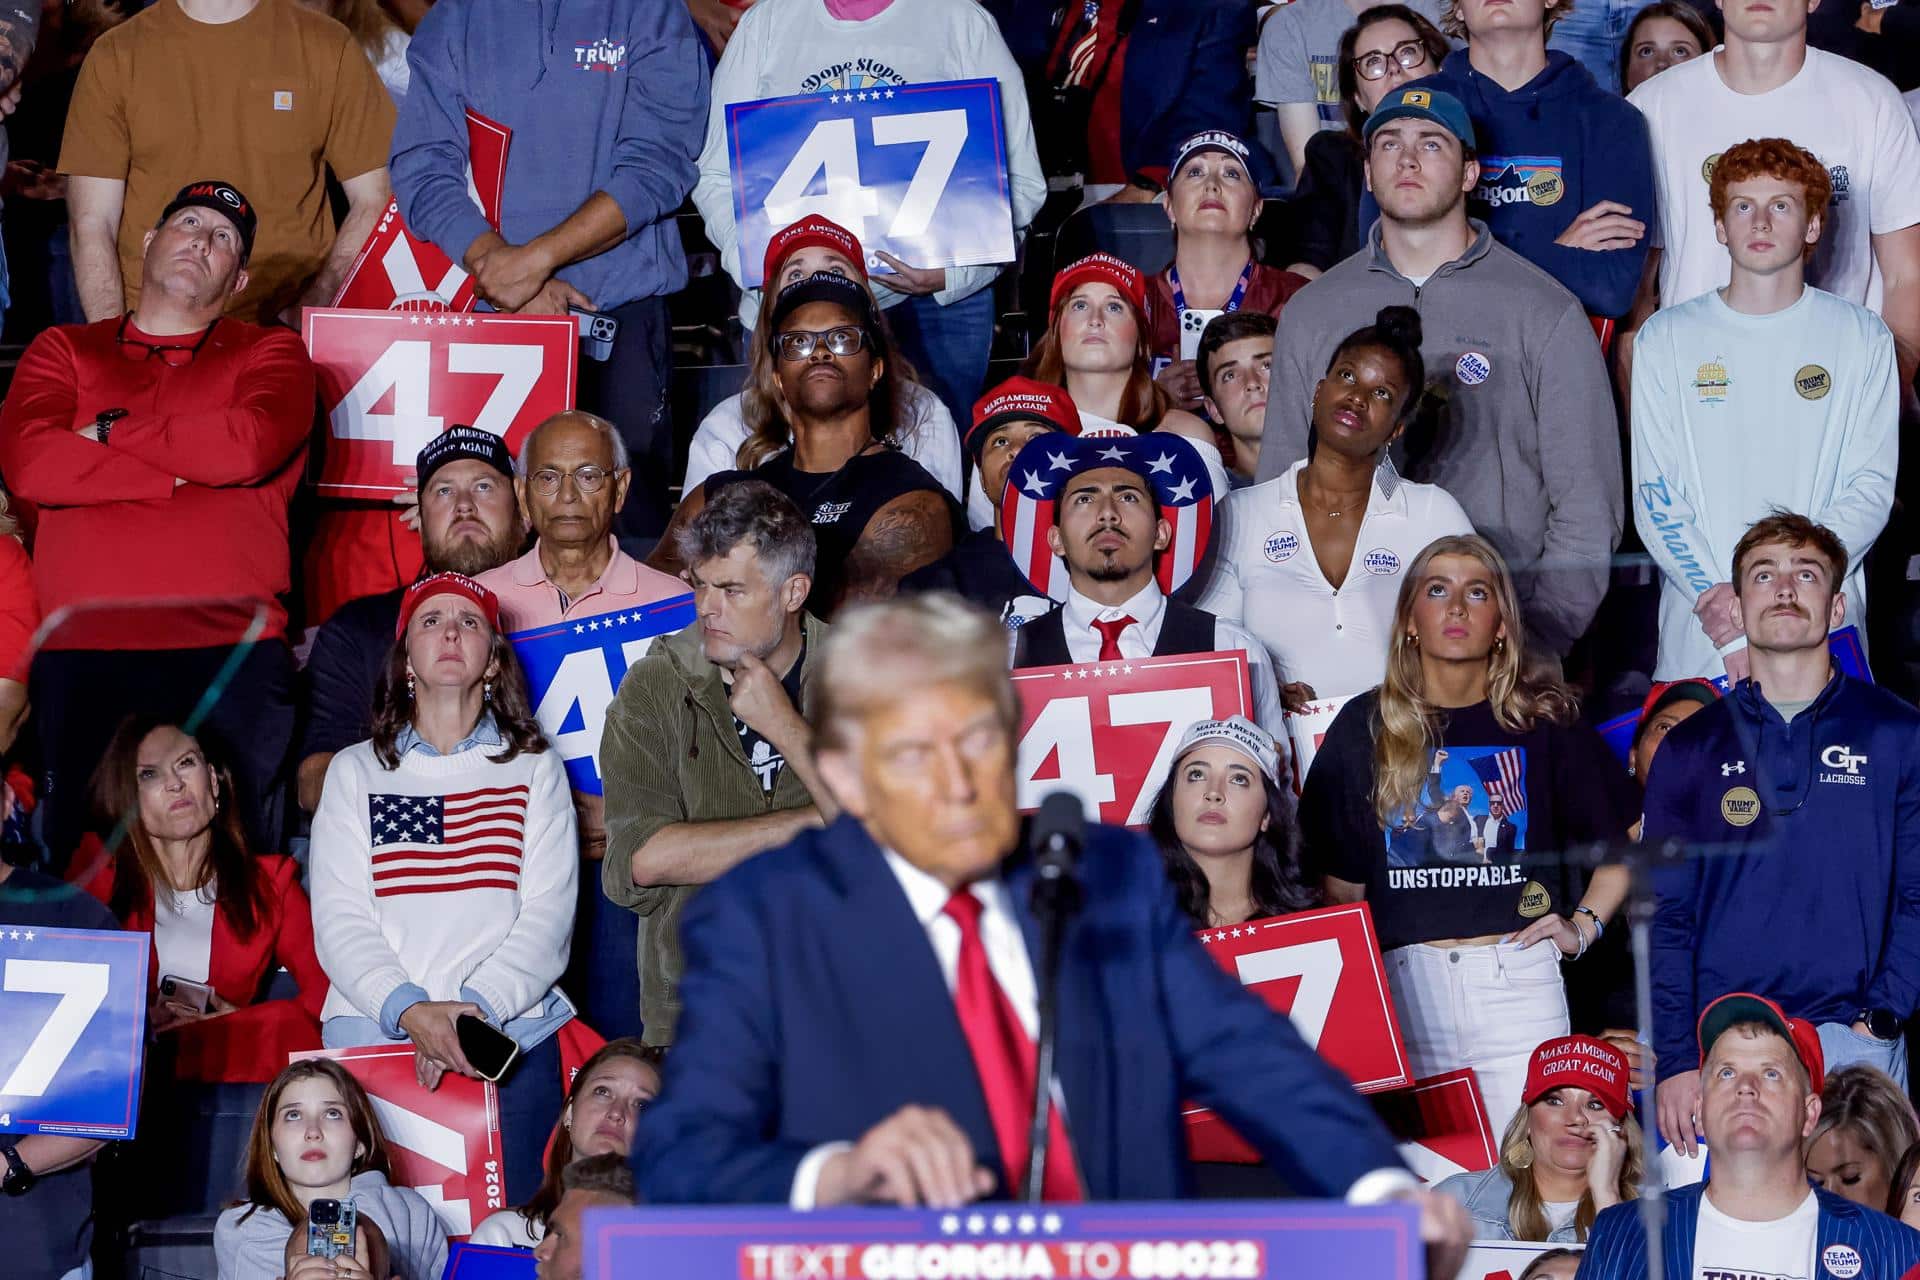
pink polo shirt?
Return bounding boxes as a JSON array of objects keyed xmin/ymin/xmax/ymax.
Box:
[{"xmin": 478, "ymin": 539, "xmax": 690, "ymax": 635}]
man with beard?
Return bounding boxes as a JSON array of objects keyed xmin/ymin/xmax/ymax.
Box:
[
  {"xmin": 1645, "ymin": 514, "xmax": 1920, "ymax": 1160},
  {"xmin": 1254, "ymin": 87, "xmax": 1620, "ymax": 661},
  {"xmin": 296, "ymin": 426, "xmax": 525, "ymax": 813},
  {"xmin": 1012, "ymin": 434, "xmax": 1283, "ymax": 734},
  {"xmin": 602, "ymin": 481, "xmax": 834, "ymax": 1046},
  {"xmin": 0, "ymin": 180, "xmax": 314, "ymax": 863}
]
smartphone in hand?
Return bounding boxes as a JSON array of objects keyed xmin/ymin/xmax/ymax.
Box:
[
  {"xmin": 456, "ymin": 1014, "xmax": 521, "ymax": 1082},
  {"xmin": 306, "ymin": 1198, "xmax": 357, "ymax": 1259}
]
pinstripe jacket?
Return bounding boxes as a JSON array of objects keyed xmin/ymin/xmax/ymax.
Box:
[{"xmin": 1577, "ymin": 1183, "xmax": 1920, "ymax": 1280}]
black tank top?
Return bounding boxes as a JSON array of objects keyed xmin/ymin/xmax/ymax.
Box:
[{"xmin": 706, "ymin": 446, "xmax": 958, "ymax": 616}]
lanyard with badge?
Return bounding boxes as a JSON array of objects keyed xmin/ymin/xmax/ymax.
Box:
[{"xmin": 1169, "ymin": 262, "xmax": 1253, "ymax": 363}]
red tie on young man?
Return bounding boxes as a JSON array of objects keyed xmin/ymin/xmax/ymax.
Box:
[
  {"xmin": 1091, "ymin": 615, "xmax": 1135, "ymax": 662},
  {"xmin": 941, "ymin": 888, "xmax": 1083, "ymax": 1201}
]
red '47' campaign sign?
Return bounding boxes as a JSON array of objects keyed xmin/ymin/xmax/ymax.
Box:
[
  {"xmin": 1183, "ymin": 904, "xmax": 1412, "ymax": 1162},
  {"xmin": 1012, "ymin": 651, "xmax": 1250, "ymax": 826},
  {"xmin": 304, "ymin": 309, "xmax": 578, "ymax": 498},
  {"xmin": 297, "ymin": 1045, "xmax": 505, "ymax": 1239}
]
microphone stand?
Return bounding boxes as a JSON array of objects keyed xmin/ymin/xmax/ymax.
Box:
[{"xmin": 1024, "ymin": 833, "xmax": 1082, "ymax": 1203}]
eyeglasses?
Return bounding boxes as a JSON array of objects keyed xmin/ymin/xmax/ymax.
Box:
[
  {"xmin": 115, "ymin": 315, "xmax": 218, "ymax": 367},
  {"xmin": 1353, "ymin": 39, "xmax": 1430, "ymax": 81},
  {"xmin": 775, "ymin": 326, "xmax": 868, "ymax": 362},
  {"xmin": 529, "ymin": 465, "xmax": 619, "ymax": 496}
]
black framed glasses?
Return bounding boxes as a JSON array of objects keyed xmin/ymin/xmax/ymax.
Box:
[
  {"xmin": 1353, "ymin": 39, "xmax": 1430, "ymax": 81},
  {"xmin": 529, "ymin": 465, "xmax": 619, "ymax": 496},
  {"xmin": 115, "ymin": 315, "xmax": 218, "ymax": 367},
  {"xmin": 775, "ymin": 326, "xmax": 868, "ymax": 362}
]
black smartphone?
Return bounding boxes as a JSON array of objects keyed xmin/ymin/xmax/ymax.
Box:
[{"xmin": 456, "ymin": 1014, "xmax": 520, "ymax": 1082}]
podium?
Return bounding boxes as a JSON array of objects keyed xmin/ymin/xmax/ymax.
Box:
[{"xmin": 583, "ymin": 1201, "xmax": 1425, "ymax": 1279}]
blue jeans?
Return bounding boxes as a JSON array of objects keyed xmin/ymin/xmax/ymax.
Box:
[
  {"xmin": 496, "ymin": 1031, "xmax": 564, "ymax": 1205},
  {"xmin": 884, "ymin": 288, "xmax": 995, "ymax": 439},
  {"xmin": 1548, "ymin": 0, "xmax": 1644, "ymax": 94},
  {"xmin": 1818, "ymin": 1020, "xmax": 1909, "ymax": 1088},
  {"xmin": 563, "ymin": 860, "xmax": 643, "ymax": 1040}
]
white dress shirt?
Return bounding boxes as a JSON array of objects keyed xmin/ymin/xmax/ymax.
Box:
[
  {"xmin": 1199, "ymin": 459, "xmax": 1473, "ymax": 699},
  {"xmin": 1058, "ymin": 582, "xmax": 1287, "ymax": 739},
  {"xmin": 788, "ymin": 847, "xmax": 1416, "ymax": 1209}
]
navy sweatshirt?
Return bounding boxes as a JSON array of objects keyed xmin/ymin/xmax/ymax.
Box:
[
  {"xmin": 1376, "ymin": 50, "xmax": 1655, "ymax": 318},
  {"xmin": 390, "ymin": 0, "xmax": 709, "ymax": 310},
  {"xmin": 1644, "ymin": 673, "xmax": 1920, "ymax": 1082}
]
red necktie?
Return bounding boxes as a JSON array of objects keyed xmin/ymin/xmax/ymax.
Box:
[
  {"xmin": 1091, "ymin": 615, "xmax": 1135, "ymax": 662},
  {"xmin": 942, "ymin": 889, "xmax": 1084, "ymax": 1201}
]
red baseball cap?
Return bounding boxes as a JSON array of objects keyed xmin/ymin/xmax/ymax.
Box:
[
  {"xmin": 966, "ymin": 376, "xmax": 1081, "ymax": 459},
  {"xmin": 395, "ymin": 572, "xmax": 502, "ymax": 639},
  {"xmin": 1697, "ymin": 992, "xmax": 1825, "ymax": 1085},
  {"xmin": 1522, "ymin": 1035, "xmax": 1630, "ymax": 1119},
  {"xmin": 762, "ymin": 215, "xmax": 867, "ymax": 289},
  {"xmin": 1049, "ymin": 252, "xmax": 1147, "ymax": 317}
]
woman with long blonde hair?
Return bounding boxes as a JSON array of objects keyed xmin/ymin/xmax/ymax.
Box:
[
  {"xmin": 1297, "ymin": 535, "xmax": 1637, "ymax": 1122},
  {"xmin": 1438, "ymin": 1035, "xmax": 1646, "ymax": 1242}
]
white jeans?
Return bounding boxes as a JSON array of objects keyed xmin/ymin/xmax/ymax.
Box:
[{"xmin": 1386, "ymin": 940, "xmax": 1570, "ymax": 1127}]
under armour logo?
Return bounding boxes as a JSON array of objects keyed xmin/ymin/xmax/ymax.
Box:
[{"xmin": 1721, "ymin": 761, "xmax": 1746, "ymax": 776}]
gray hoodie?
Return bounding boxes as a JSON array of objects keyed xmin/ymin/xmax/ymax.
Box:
[
  {"xmin": 213, "ymin": 1171, "xmax": 450, "ymax": 1280},
  {"xmin": 1255, "ymin": 220, "xmax": 1622, "ymax": 655}
]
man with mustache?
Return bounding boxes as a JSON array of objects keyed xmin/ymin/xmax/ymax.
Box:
[
  {"xmin": 298, "ymin": 426, "xmax": 527, "ymax": 814},
  {"xmin": 1010, "ymin": 433, "xmax": 1283, "ymax": 735},
  {"xmin": 1642, "ymin": 513, "xmax": 1920, "ymax": 1160}
]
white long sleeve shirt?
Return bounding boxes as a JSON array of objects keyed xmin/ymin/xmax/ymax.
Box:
[
  {"xmin": 310, "ymin": 741, "xmax": 578, "ymax": 1033},
  {"xmin": 691, "ymin": 0, "xmax": 1047, "ymax": 329},
  {"xmin": 1630, "ymin": 285, "xmax": 1897, "ymax": 680},
  {"xmin": 1199, "ymin": 460, "xmax": 1474, "ymax": 699}
]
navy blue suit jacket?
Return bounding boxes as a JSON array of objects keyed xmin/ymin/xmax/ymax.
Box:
[
  {"xmin": 634, "ymin": 815, "xmax": 1404, "ymax": 1203},
  {"xmin": 1578, "ymin": 1183, "xmax": 1920, "ymax": 1279}
]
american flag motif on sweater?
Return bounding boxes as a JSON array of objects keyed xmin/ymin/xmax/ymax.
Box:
[{"xmin": 368, "ymin": 784, "xmax": 529, "ymax": 897}]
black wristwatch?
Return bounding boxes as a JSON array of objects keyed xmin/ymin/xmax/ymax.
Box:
[
  {"xmin": 92, "ymin": 407, "xmax": 128, "ymax": 446},
  {"xmin": 2, "ymin": 1144, "xmax": 35, "ymax": 1196},
  {"xmin": 1859, "ymin": 1007, "xmax": 1901, "ymax": 1041}
]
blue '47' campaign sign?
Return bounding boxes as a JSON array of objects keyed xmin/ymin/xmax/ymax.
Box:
[
  {"xmin": 727, "ymin": 78, "xmax": 1018, "ymax": 288},
  {"xmin": 0, "ymin": 926, "xmax": 150, "ymax": 1139},
  {"xmin": 509, "ymin": 595, "xmax": 696, "ymax": 795}
]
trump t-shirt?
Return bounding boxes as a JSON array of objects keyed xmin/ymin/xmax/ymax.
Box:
[
  {"xmin": 1692, "ymin": 1189, "xmax": 1815, "ymax": 1280},
  {"xmin": 1297, "ymin": 692, "xmax": 1636, "ymax": 950}
]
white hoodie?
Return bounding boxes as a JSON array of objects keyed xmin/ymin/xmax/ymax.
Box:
[
  {"xmin": 1630, "ymin": 285, "xmax": 1897, "ymax": 681},
  {"xmin": 213, "ymin": 1171, "xmax": 450, "ymax": 1280}
]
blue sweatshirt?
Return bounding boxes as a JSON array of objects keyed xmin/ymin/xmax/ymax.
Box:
[
  {"xmin": 1374, "ymin": 50, "xmax": 1654, "ymax": 318},
  {"xmin": 389, "ymin": 0, "xmax": 709, "ymax": 310},
  {"xmin": 1644, "ymin": 672, "xmax": 1920, "ymax": 1082}
]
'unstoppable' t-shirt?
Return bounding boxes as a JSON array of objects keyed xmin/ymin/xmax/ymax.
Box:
[
  {"xmin": 1690, "ymin": 1188, "xmax": 1816, "ymax": 1280},
  {"xmin": 1298, "ymin": 691, "xmax": 1637, "ymax": 950}
]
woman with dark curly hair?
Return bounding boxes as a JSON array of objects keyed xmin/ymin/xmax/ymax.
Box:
[
  {"xmin": 1146, "ymin": 717, "xmax": 1317, "ymax": 928},
  {"xmin": 310, "ymin": 572, "xmax": 577, "ymax": 1204}
]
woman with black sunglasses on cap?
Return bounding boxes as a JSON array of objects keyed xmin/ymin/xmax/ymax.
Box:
[{"xmin": 652, "ymin": 273, "xmax": 960, "ymax": 618}]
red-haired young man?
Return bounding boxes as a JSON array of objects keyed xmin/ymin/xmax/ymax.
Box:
[{"xmin": 1630, "ymin": 138, "xmax": 1897, "ymax": 684}]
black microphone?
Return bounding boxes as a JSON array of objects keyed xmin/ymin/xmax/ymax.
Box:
[{"xmin": 1031, "ymin": 791, "xmax": 1085, "ymax": 896}]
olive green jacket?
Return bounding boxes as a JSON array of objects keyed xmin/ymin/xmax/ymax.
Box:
[{"xmin": 599, "ymin": 613, "xmax": 826, "ymax": 1044}]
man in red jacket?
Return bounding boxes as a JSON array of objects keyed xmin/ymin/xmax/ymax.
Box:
[{"xmin": 0, "ymin": 179, "xmax": 315, "ymax": 868}]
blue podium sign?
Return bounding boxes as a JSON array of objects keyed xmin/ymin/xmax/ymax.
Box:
[
  {"xmin": 508, "ymin": 594, "xmax": 696, "ymax": 796},
  {"xmin": 444, "ymin": 1242, "xmax": 538, "ymax": 1279},
  {"xmin": 585, "ymin": 1202, "xmax": 1424, "ymax": 1280},
  {"xmin": 727, "ymin": 78, "xmax": 1018, "ymax": 288},
  {"xmin": 0, "ymin": 925, "xmax": 150, "ymax": 1139}
]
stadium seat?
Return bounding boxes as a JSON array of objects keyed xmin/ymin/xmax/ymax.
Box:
[{"xmin": 122, "ymin": 1214, "xmax": 220, "ymax": 1280}]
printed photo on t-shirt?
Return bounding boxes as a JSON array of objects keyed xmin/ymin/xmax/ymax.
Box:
[{"xmin": 1383, "ymin": 745, "xmax": 1529, "ymax": 868}]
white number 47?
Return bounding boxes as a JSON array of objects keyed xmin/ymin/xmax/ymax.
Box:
[
  {"xmin": 1, "ymin": 959, "xmax": 112, "ymax": 1098},
  {"xmin": 763, "ymin": 109, "xmax": 970, "ymax": 250}
]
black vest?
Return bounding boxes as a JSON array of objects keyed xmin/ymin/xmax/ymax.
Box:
[{"xmin": 1014, "ymin": 599, "xmax": 1218, "ymax": 668}]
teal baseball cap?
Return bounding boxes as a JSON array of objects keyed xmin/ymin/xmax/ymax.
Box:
[{"xmin": 1363, "ymin": 86, "xmax": 1477, "ymax": 152}]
